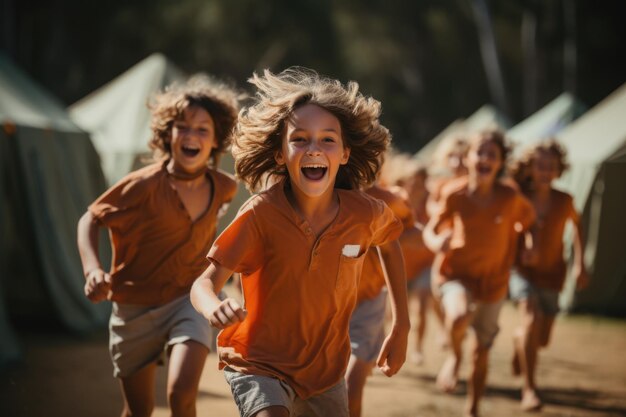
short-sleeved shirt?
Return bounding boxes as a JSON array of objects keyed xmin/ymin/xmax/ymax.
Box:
[
  {"xmin": 432, "ymin": 178, "xmax": 535, "ymax": 302},
  {"xmin": 356, "ymin": 186, "xmax": 414, "ymax": 303},
  {"xmin": 516, "ymin": 189, "xmax": 578, "ymax": 291},
  {"xmin": 89, "ymin": 161, "xmax": 237, "ymax": 305},
  {"xmin": 208, "ymin": 180, "xmax": 403, "ymax": 399}
]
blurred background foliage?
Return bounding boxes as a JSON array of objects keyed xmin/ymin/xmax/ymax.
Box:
[{"xmin": 2, "ymin": 0, "xmax": 625, "ymax": 151}]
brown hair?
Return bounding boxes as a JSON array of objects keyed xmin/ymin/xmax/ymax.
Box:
[
  {"xmin": 511, "ymin": 138, "xmax": 569, "ymax": 192},
  {"xmin": 148, "ymin": 74, "xmax": 241, "ymax": 167},
  {"xmin": 468, "ymin": 129, "xmax": 511, "ymax": 178},
  {"xmin": 232, "ymin": 67, "xmax": 391, "ymax": 192}
]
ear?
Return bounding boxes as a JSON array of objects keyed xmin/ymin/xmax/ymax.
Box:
[
  {"xmin": 340, "ymin": 146, "xmax": 351, "ymax": 165},
  {"xmin": 275, "ymin": 149, "xmax": 285, "ymax": 166}
]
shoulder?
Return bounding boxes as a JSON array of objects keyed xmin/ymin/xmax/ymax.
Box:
[
  {"xmin": 209, "ymin": 168, "xmax": 238, "ymax": 201},
  {"xmin": 114, "ymin": 162, "xmax": 163, "ymax": 195},
  {"xmin": 552, "ymin": 188, "xmax": 576, "ymax": 214}
]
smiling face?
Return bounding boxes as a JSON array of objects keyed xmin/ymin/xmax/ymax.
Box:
[
  {"xmin": 275, "ymin": 103, "xmax": 351, "ymax": 200},
  {"xmin": 466, "ymin": 138, "xmax": 503, "ymax": 186},
  {"xmin": 531, "ymin": 149, "xmax": 560, "ymax": 189},
  {"xmin": 169, "ymin": 105, "xmax": 217, "ymax": 174}
]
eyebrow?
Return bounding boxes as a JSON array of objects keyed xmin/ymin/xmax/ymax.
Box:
[{"xmin": 291, "ymin": 128, "xmax": 339, "ymax": 133}]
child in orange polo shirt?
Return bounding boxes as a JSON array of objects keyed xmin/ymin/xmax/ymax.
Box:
[
  {"xmin": 191, "ymin": 68, "xmax": 410, "ymax": 417},
  {"xmin": 424, "ymin": 130, "xmax": 535, "ymax": 417},
  {"xmin": 509, "ymin": 140, "xmax": 589, "ymax": 411},
  {"xmin": 77, "ymin": 76, "xmax": 240, "ymax": 417},
  {"xmin": 346, "ymin": 183, "xmax": 416, "ymax": 417}
]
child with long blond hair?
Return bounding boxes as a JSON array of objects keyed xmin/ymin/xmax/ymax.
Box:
[
  {"xmin": 77, "ymin": 75, "xmax": 241, "ymax": 417},
  {"xmin": 191, "ymin": 68, "xmax": 409, "ymax": 417},
  {"xmin": 509, "ymin": 139, "xmax": 589, "ymax": 411},
  {"xmin": 424, "ymin": 129, "xmax": 535, "ymax": 417}
]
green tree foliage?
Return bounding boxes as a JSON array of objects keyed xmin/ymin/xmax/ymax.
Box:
[{"xmin": 2, "ymin": 0, "xmax": 625, "ymax": 152}]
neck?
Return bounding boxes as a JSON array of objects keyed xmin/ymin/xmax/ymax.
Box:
[
  {"xmin": 532, "ymin": 184, "xmax": 552, "ymax": 199},
  {"xmin": 468, "ymin": 175, "xmax": 494, "ymax": 196},
  {"xmin": 286, "ymin": 182, "xmax": 337, "ymax": 222},
  {"xmin": 167, "ymin": 160, "xmax": 207, "ymax": 180}
]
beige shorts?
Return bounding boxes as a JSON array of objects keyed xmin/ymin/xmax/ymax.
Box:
[
  {"xmin": 440, "ymin": 281, "xmax": 504, "ymax": 349},
  {"xmin": 109, "ymin": 294, "xmax": 213, "ymax": 378},
  {"xmin": 224, "ymin": 368, "xmax": 349, "ymax": 417}
]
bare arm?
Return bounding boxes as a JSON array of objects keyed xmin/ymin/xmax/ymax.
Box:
[
  {"xmin": 376, "ymin": 239, "xmax": 410, "ymax": 377},
  {"xmin": 77, "ymin": 211, "xmax": 111, "ymax": 302},
  {"xmin": 191, "ymin": 262, "xmax": 247, "ymax": 329},
  {"xmin": 423, "ymin": 214, "xmax": 452, "ymax": 253},
  {"xmin": 571, "ymin": 216, "xmax": 589, "ymax": 290}
]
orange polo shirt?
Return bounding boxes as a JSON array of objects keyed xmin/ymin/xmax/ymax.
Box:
[
  {"xmin": 516, "ymin": 189, "xmax": 578, "ymax": 291},
  {"xmin": 89, "ymin": 161, "xmax": 237, "ymax": 305},
  {"xmin": 356, "ymin": 186, "xmax": 414, "ymax": 303},
  {"xmin": 432, "ymin": 178, "xmax": 535, "ymax": 302},
  {"xmin": 208, "ymin": 180, "xmax": 403, "ymax": 399}
]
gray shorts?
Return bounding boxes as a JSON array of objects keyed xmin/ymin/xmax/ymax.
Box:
[
  {"xmin": 349, "ymin": 289, "xmax": 387, "ymax": 363},
  {"xmin": 109, "ymin": 294, "xmax": 213, "ymax": 378},
  {"xmin": 224, "ymin": 368, "xmax": 349, "ymax": 417},
  {"xmin": 509, "ymin": 273, "xmax": 560, "ymax": 316},
  {"xmin": 440, "ymin": 281, "xmax": 504, "ymax": 349},
  {"xmin": 408, "ymin": 267, "xmax": 432, "ymax": 292}
]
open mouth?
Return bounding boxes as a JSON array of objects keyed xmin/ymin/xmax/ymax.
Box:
[
  {"xmin": 477, "ymin": 165, "xmax": 492, "ymax": 175},
  {"xmin": 301, "ymin": 164, "xmax": 328, "ymax": 181},
  {"xmin": 181, "ymin": 144, "xmax": 201, "ymax": 157}
]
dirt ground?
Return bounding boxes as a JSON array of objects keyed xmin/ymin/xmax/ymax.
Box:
[{"xmin": 2, "ymin": 300, "xmax": 626, "ymax": 417}]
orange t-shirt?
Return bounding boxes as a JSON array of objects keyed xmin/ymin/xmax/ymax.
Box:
[
  {"xmin": 208, "ymin": 180, "xmax": 403, "ymax": 399},
  {"xmin": 357, "ymin": 186, "xmax": 414, "ymax": 302},
  {"xmin": 89, "ymin": 161, "xmax": 237, "ymax": 305},
  {"xmin": 516, "ymin": 189, "xmax": 578, "ymax": 291},
  {"xmin": 432, "ymin": 178, "xmax": 535, "ymax": 302}
]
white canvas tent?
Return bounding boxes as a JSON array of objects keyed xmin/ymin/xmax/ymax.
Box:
[
  {"xmin": 0, "ymin": 54, "xmax": 110, "ymax": 368},
  {"xmin": 415, "ymin": 104, "xmax": 511, "ymax": 162},
  {"xmin": 555, "ymin": 83, "xmax": 626, "ymax": 315},
  {"xmin": 68, "ymin": 53, "xmax": 249, "ymax": 233},
  {"xmin": 69, "ymin": 53, "xmax": 184, "ymax": 185},
  {"xmin": 507, "ymin": 93, "xmax": 586, "ymax": 150}
]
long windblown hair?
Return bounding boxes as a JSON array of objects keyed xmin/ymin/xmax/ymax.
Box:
[
  {"xmin": 232, "ymin": 67, "xmax": 391, "ymax": 192},
  {"xmin": 148, "ymin": 74, "xmax": 241, "ymax": 167}
]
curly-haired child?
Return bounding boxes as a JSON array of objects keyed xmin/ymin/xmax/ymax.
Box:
[
  {"xmin": 509, "ymin": 139, "xmax": 588, "ymax": 411},
  {"xmin": 77, "ymin": 75, "xmax": 241, "ymax": 417}
]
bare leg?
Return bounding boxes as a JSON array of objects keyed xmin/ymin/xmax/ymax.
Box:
[
  {"xmin": 437, "ymin": 290, "xmax": 471, "ymax": 393},
  {"xmin": 465, "ymin": 342, "xmax": 489, "ymax": 417},
  {"xmin": 516, "ymin": 299, "xmax": 543, "ymax": 412},
  {"xmin": 345, "ymin": 355, "xmax": 374, "ymax": 417},
  {"xmin": 119, "ymin": 363, "xmax": 157, "ymax": 417},
  {"xmin": 432, "ymin": 296, "xmax": 449, "ymax": 349},
  {"xmin": 411, "ymin": 290, "xmax": 429, "ymax": 365},
  {"xmin": 167, "ymin": 341, "xmax": 209, "ymax": 417}
]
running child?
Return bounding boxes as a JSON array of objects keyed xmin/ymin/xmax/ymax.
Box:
[
  {"xmin": 423, "ymin": 129, "xmax": 535, "ymax": 417},
  {"xmin": 191, "ymin": 68, "xmax": 410, "ymax": 417},
  {"xmin": 509, "ymin": 139, "xmax": 589, "ymax": 411},
  {"xmin": 77, "ymin": 75, "xmax": 240, "ymax": 417},
  {"xmin": 346, "ymin": 182, "xmax": 416, "ymax": 417}
]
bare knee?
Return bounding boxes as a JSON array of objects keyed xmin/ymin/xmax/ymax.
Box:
[{"xmin": 168, "ymin": 380, "xmax": 197, "ymax": 414}]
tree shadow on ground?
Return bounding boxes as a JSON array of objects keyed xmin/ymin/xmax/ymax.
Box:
[{"xmin": 485, "ymin": 384, "xmax": 626, "ymax": 415}]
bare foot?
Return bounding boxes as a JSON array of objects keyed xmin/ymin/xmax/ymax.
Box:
[
  {"xmin": 521, "ymin": 389, "xmax": 542, "ymax": 412},
  {"xmin": 463, "ymin": 404, "xmax": 479, "ymax": 417},
  {"xmin": 436, "ymin": 355, "xmax": 459, "ymax": 393},
  {"xmin": 410, "ymin": 350, "xmax": 424, "ymax": 365}
]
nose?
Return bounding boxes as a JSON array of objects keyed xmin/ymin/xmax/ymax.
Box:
[{"xmin": 306, "ymin": 142, "xmax": 322, "ymax": 156}]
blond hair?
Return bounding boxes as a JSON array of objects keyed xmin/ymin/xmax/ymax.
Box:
[
  {"xmin": 148, "ymin": 74, "xmax": 241, "ymax": 167},
  {"xmin": 511, "ymin": 138, "xmax": 569, "ymax": 191},
  {"xmin": 232, "ymin": 68, "xmax": 391, "ymax": 192}
]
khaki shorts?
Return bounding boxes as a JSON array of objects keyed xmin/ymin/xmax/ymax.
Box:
[
  {"xmin": 440, "ymin": 281, "xmax": 504, "ymax": 349},
  {"xmin": 349, "ymin": 289, "xmax": 387, "ymax": 363},
  {"xmin": 509, "ymin": 273, "xmax": 560, "ymax": 316},
  {"xmin": 224, "ymin": 368, "xmax": 349, "ymax": 417},
  {"xmin": 109, "ymin": 294, "xmax": 213, "ymax": 378}
]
